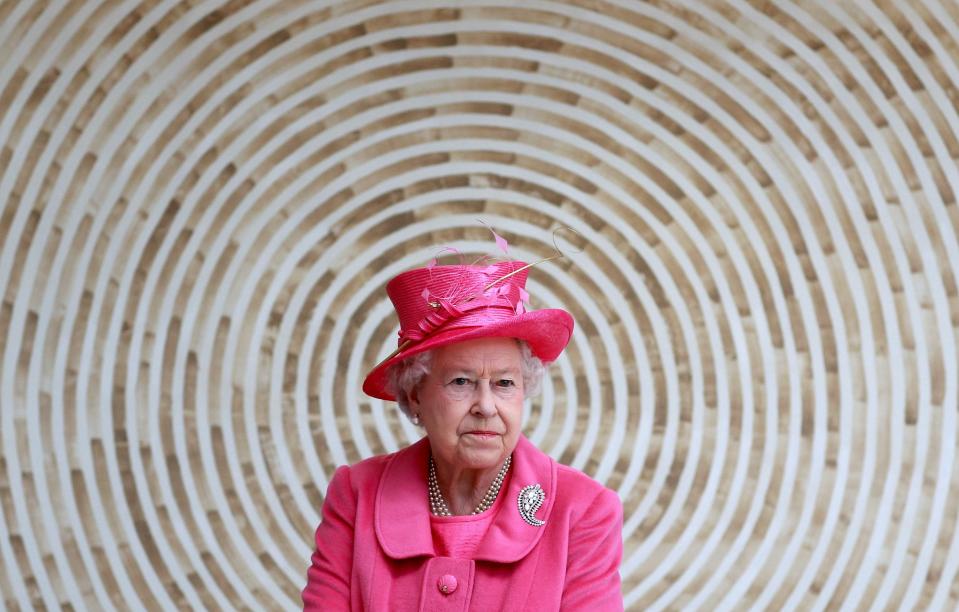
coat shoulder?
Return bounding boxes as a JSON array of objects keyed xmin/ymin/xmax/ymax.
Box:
[
  {"xmin": 333, "ymin": 448, "xmax": 397, "ymax": 493},
  {"xmin": 553, "ymin": 463, "xmax": 621, "ymax": 518},
  {"xmin": 336, "ymin": 437, "xmax": 429, "ymax": 494}
]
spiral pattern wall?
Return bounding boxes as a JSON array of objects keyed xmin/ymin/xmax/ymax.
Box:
[{"xmin": 2, "ymin": 0, "xmax": 958, "ymax": 610}]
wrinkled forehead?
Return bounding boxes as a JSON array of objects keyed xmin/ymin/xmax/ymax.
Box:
[{"xmin": 431, "ymin": 337, "xmax": 524, "ymax": 372}]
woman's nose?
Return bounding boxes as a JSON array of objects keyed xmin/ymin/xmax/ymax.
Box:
[{"xmin": 471, "ymin": 381, "xmax": 497, "ymax": 416}]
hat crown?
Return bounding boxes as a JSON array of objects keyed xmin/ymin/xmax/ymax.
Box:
[{"xmin": 386, "ymin": 261, "xmax": 529, "ymax": 337}]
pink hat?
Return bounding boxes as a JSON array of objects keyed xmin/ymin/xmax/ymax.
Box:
[{"xmin": 363, "ymin": 260, "xmax": 574, "ymax": 400}]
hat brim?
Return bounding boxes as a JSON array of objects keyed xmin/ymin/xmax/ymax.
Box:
[{"xmin": 362, "ymin": 308, "xmax": 574, "ymax": 401}]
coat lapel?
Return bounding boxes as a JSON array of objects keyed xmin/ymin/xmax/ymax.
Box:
[
  {"xmin": 375, "ymin": 437, "xmax": 435, "ymax": 559},
  {"xmin": 474, "ymin": 435, "xmax": 557, "ymax": 563},
  {"xmin": 374, "ymin": 434, "xmax": 557, "ymax": 562}
]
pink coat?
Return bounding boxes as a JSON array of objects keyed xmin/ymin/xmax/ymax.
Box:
[{"xmin": 302, "ymin": 435, "xmax": 623, "ymax": 611}]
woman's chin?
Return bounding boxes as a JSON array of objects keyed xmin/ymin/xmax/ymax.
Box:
[{"xmin": 455, "ymin": 440, "xmax": 509, "ymax": 468}]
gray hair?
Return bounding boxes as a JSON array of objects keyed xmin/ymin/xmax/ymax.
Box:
[{"xmin": 384, "ymin": 340, "xmax": 546, "ymax": 421}]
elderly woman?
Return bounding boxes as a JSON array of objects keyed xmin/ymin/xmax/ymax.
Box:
[{"xmin": 303, "ymin": 260, "xmax": 623, "ymax": 610}]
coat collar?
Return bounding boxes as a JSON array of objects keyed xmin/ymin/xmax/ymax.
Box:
[{"xmin": 374, "ymin": 434, "xmax": 557, "ymax": 562}]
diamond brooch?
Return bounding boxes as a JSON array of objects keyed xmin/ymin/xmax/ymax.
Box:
[{"xmin": 517, "ymin": 483, "xmax": 546, "ymax": 527}]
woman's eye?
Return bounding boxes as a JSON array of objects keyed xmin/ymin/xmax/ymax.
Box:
[
  {"xmin": 451, "ymin": 377, "xmax": 471, "ymax": 386},
  {"xmin": 496, "ymin": 379, "xmax": 515, "ymax": 388}
]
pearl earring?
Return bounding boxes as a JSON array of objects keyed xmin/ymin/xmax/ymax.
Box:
[{"xmin": 411, "ymin": 413, "xmax": 421, "ymax": 426}]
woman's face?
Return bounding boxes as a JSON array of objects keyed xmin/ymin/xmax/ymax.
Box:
[{"xmin": 411, "ymin": 336, "xmax": 525, "ymax": 473}]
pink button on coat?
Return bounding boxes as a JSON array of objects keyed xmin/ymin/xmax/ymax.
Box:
[{"xmin": 302, "ymin": 435, "xmax": 623, "ymax": 611}]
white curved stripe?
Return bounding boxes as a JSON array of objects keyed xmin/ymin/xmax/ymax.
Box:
[
  {"xmin": 0, "ymin": 3, "xmax": 195, "ymax": 608},
  {"xmin": 754, "ymin": 2, "xmax": 929, "ymax": 608},
  {"xmin": 0, "ymin": 8, "xmax": 111, "ymax": 609},
  {"xmin": 854, "ymin": 3, "xmax": 959, "ymax": 607},
  {"xmin": 683, "ymin": 2, "xmax": 912, "ymax": 607},
  {"xmin": 44, "ymin": 1, "xmax": 296, "ymax": 608},
  {"xmin": 644, "ymin": 1, "xmax": 884, "ymax": 601},
  {"xmin": 66, "ymin": 3, "xmax": 408, "ymax": 604},
  {"xmin": 616, "ymin": 0, "xmax": 908, "ymax": 604}
]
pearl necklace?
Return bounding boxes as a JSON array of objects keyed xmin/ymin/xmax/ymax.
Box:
[{"xmin": 428, "ymin": 455, "xmax": 512, "ymax": 516}]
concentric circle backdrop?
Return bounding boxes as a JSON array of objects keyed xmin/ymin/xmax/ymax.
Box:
[{"xmin": 2, "ymin": 0, "xmax": 958, "ymax": 610}]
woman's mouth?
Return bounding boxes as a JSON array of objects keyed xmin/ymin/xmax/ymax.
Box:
[{"xmin": 465, "ymin": 431, "xmax": 499, "ymax": 438}]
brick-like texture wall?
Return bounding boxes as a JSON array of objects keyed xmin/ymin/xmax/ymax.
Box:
[{"xmin": 1, "ymin": 1, "xmax": 958, "ymax": 609}]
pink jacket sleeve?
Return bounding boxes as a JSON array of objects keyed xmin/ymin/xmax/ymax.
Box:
[
  {"xmin": 302, "ymin": 466, "xmax": 355, "ymax": 610},
  {"xmin": 561, "ymin": 487, "xmax": 624, "ymax": 611}
]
